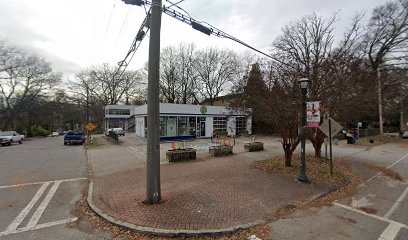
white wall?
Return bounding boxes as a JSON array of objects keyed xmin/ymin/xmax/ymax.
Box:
[
  {"xmin": 135, "ymin": 117, "xmax": 144, "ymax": 137},
  {"xmin": 205, "ymin": 117, "xmax": 213, "ymax": 137}
]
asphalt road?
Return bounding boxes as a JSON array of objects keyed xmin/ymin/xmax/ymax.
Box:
[
  {"xmin": 270, "ymin": 139, "xmax": 408, "ymax": 240},
  {"xmin": 0, "ymin": 137, "xmax": 110, "ymax": 239}
]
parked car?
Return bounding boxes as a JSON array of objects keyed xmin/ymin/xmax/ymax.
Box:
[
  {"xmin": 0, "ymin": 131, "xmax": 24, "ymax": 146},
  {"xmin": 106, "ymin": 128, "xmax": 125, "ymax": 136},
  {"xmin": 402, "ymin": 131, "xmax": 408, "ymax": 139},
  {"xmin": 64, "ymin": 131, "xmax": 85, "ymax": 145},
  {"xmin": 52, "ymin": 131, "xmax": 59, "ymax": 137}
]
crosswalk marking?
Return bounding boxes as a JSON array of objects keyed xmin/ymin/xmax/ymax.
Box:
[
  {"xmin": 0, "ymin": 218, "xmax": 78, "ymax": 237},
  {"xmin": 4, "ymin": 182, "xmax": 50, "ymax": 232},
  {"xmin": 26, "ymin": 181, "xmax": 62, "ymax": 228},
  {"xmin": 0, "ymin": 178, "xmax": 82, "ymax": 237},
  {"xmin": 0, "ymin": 177, "xmax": 86, "ymax": 189}
]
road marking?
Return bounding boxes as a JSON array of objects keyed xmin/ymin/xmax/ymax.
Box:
[
  {"xmin": 378, "ymin": 222, "xmax": 404, "ymax": 240},
  {"xmin": 387, "ymin": 152, "xmax": 408, "ymax": 169},
  {"xmin": 0, "ymin": 177, "xmax": 86, "ymax": 189},
  {"xmin": 26, "ymin": 181, "xmax": 61, "ymax": 228},
  {"xmin": 383, "ymin": 184, "xmax": 408, "ymax": 219},
  {"xmin": 0, "ymin": 218, "xmax": 78, "ymax": 237},
  {"xmin": 333, "ymin": 202, "xmax": 408, "ymax": 229},
  {"xmin": 4, "ymin": 182, "xmax": 50, "ymax": 232},
  {"xmin": 359, "ymin": 152, "xmax": 408, "ymax": 187}
]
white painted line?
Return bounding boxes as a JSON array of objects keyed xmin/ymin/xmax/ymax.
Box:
[
  {"xmin": 4, "ymin": 182, "xmax": 50, "ymax": 232},
  {"xmin": 383, "ymin": 184, "xmax": 408, "ymax": 219},
  {"xmin": 333, "ymin": 202, "xmax": 408, "ymax": 229},
  {"xmin": 378, "ymin": 222, "xmax": 403, "ymax": 240},
  {"xmin": 0, "ymin": 177, "xmax": 86, "ymax": 189},
  {"xmin": 359, "ymin": 152, "xmax": 408, "ymax": 187},
  {"xmin": 0, "ymin": 218, "xmax": 78, "ymax": 237},
  {"xmin": 26, "ymin": 181, "xmax": 62, "ymax": 228},
  {"xmin": 387, "ymin": 152, "xmax": 408, "ymax": 169}
]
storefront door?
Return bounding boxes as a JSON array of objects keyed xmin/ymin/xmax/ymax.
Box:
[
  {"xmin": 166, "ymin": 117, "xmax": 177, "ymax": 136},
  {"xmin": 200, "ymin": 118, "xmax": 206, "ymax": 137}
]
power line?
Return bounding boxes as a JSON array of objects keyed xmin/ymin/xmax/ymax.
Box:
[
  {"xmin": 115, "ymin": 8, "xmax": 151, "ymax": 79},
  {"xmin": 104, "ymin": 0, "xmax": 117, "ymax": 38},
  {"xmin": 117, "ymin": 0, "xmax": 296, "ymax": 76},
  {"xmin": 116, "ymin": 7, "xmax": 131, "ymax": 43}
]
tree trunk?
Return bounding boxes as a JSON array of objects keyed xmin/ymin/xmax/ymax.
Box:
[
  {"xmin": 284, "ymin": 151, "xmax": 293, "ymax": 167},
  {"xmin": 283, "ymin": 143, "xmax": 292, "ymax": 166},
  {"xmin": 314, "ymin": 142, "xmax": 322, "ymax": 157}
]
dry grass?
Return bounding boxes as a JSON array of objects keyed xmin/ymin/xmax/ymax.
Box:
[
  {"xmin": 363, "ymin": 163, "xmax": 404, "ymax": 182},
  {"xmin": 250, "ymin": 154, "xmax": 353, "ymax": 187},
  {"xmin": 251, "ymin": 154, "xmax": 364, "ymax": 215},
  {"xmin": 74, "ymin": 197, "xmax": 271, "ymax": 240}
]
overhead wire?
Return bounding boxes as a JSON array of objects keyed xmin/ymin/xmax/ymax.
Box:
[
  {"xmin": 116, "ymin": 7, "xmax": 131, "ymax": 43},
  {"xmin": 104, "ymin": 0, "xmax": 117, "ymax": 38},
  {"xmin": 115, "ymin": 0, "xmax": 296, "ymax": 78}
]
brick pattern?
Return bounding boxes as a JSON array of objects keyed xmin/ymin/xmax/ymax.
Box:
[{"xmin": 93, "ymin": 156, "xmax": 329, "ymax": 230}]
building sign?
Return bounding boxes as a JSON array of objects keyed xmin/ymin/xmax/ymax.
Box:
[
  {"xmin": 200, "ymin": 105, "xmax": 207, "ymax": 114},
  {"xmin": 306, "ymin": 101, "xmax": 320, "ymax": 128}
]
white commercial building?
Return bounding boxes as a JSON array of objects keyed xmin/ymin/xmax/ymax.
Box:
[{"xmin": 105, "ymin": 103, "xmax": 251, "ymax": 140}]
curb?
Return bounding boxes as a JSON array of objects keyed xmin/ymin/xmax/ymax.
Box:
[
  {"xmin": 84, "ymin": 145, "xmax": 266, "ymax": 237},
  {"xmin": 86, "ymin": 181, "xmax": 265, "ymax": 237}
]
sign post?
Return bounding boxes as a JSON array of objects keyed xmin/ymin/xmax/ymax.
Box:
[
  {"xmin": 319, "ymin": 117, "xmax": 343, "ymax": 176},
  {"xmin": 86, "ymin": 123, "xmax": 96, "ymax": 143}
]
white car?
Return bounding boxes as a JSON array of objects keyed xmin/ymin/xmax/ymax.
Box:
[
  {"xmin": 52, "ymin": 132, "xmax": 59, "ymax": 137},
  {"xmin": 0, "ymin": 131, "xmax": 24, "ymax": 146},
  {"xmin": 106, "ymin": 128, "xmax": 125, "ymax": 136}
]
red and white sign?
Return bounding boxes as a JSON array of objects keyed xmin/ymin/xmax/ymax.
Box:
[{"xmin": 306, "ymin": 101, "xmax": 320, "ymax": 128}]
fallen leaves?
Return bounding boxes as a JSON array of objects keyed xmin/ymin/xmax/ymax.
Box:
[
  {"xmin": 362, "ymin": 163, "xmax": 404, "ymax": 182},
  {"xmin": 250, "ymin": 154, "xmax": 364, "ymax": 211},
  {"xmin": 74, "ymin": 197, "xmax": 272, "ymax": 240}
]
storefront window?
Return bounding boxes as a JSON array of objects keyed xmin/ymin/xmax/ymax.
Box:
[
  {"xmin": 177, "ymin": 117, "xmax": 188, "ymax": 136},
  {"xmin": 236, "ymin": 116, "xmax": 247, "ymax": 135},
  {"xmin": 108, "ymin": 109, "xmax": 130, "ymax": 115},
  {"xmin": 213, "ymin": 117, "xmax": 227, "ymax": 135},
  {"xmin": 189, "ymin": 117, "xmax": 196, "ymax": 136},
  {"xmin": 160, "ymin": 116, "xmax": 167, "ymax": 137},
  {"xmin": 166, "ymin": 116, "xmax": 177, "ymax": 136}
]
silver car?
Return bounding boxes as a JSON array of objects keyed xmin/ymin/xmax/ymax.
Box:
[{"xmin": 106, "ymin": 128, "xmax": 125, "ymax": 136}]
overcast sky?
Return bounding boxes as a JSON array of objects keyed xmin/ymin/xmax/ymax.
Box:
[{"xmin": 0, "ymin": 0, "xmax": 388, "ymax": 80}]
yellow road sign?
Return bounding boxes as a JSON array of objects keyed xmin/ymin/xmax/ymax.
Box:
[{"xmin": 86, "ymin": 123, "xmax": 96, "ymax": 132}]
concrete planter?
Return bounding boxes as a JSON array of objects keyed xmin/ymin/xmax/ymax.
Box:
[
  {"xmin": 209, "ymin": 145, "xmax": 233, "ymax": 157},
  {"xmin": 166, "ymin": 148, "xmax": 196, "ymax": 162},
  {"xmin": 244, "ymin": 142, "xmax": 264, "ymax": 152}
]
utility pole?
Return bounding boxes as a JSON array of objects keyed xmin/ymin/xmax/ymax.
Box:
[
  {"xmin": 146, "ymin": 0, "xmax": 162, "ymax": 204},
  {"xmin": 377, "ymin": 65, "xmax": 383, "ymax": 139}
]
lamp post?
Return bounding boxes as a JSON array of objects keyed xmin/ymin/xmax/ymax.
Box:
[{"xmin": 297, "ymin": 78, "xmax": 310, "ymax": 183}]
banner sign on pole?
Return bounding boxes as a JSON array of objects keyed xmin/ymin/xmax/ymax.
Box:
[{"xmin": 306, "ymin": 101, "xmax": 320, "ymax": 128}]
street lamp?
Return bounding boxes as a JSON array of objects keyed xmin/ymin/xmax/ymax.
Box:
[{"xmin": 297, "ymin": 78, "xmax": 310, "ymax": 183}]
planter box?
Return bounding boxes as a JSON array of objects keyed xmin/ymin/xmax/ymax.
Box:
[
  {"xmin": 209, "ymin": 145, "xmax": 233, "ymax": 157},
  {"xmin": 166, "ymin": 148, "xmax": 196, "ymax": 162},
  {"xmin": 244, "ymin": 142, "xmax": 264, "ymax": 152}
]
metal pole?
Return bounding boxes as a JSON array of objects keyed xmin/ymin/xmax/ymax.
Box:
[
  {"xmin": 297, "ymin": 88, "xmax": 309, "ymax": 183},
  {"xmin": 329, "ymin": 118, "xmax": 333, "ymax": 176},
  {"xmin": 146, "ymin": 0, "xmax": 162, "ymax": 204},
  {"xmin": 400, "ymin": 101, "xmax": 404, "ymax": 134},
  {"xmin": 377, "ymin": 66, "xmax": 384, "ymax": 139}
]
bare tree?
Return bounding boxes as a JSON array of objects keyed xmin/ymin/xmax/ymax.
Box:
[
  {"xmin": 160, "ymin": 46, "xmax": 179, "ymax": 103},
  {"xmin": 272, "ymin": 13, "xmax": 337, "ymax": 156},
  {"xmin": 364, "ymin": 0, "xmax": 408, "ymax": 136},
  {"xmin": 0, "ymin": 41, "xmax": 61, "ymax": 130},
  {"xmin": 194, "ymin": 47, "xmax": 239, "ymax": 105}
]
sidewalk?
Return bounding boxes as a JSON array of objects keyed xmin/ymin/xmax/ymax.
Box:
[{"xmin": 86, "ymin": 136, "xmax": 334, "ymax": 236}]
